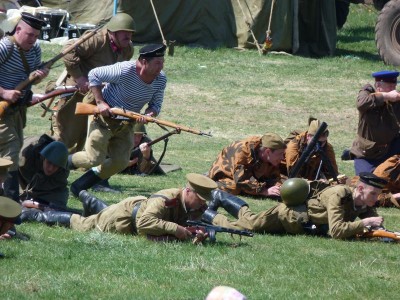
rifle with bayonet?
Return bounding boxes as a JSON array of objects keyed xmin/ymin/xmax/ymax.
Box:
[
  {"xmin": 186, "ymin": 220, "xmax": 254, "ymax": 243},
  {"xmin": 0, "ymin": 27, "xmax": 101, "ymax": 117},
  {"xmin": 74, "ymin": 102, "xmax": 212, "ymax": 137},
  {"xmin": 289, "ymin": 121, "xmax": 338, "ymax": 183}
]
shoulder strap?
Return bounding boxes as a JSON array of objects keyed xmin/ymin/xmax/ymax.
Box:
[{"xmin": 149, "ymin": 194, "xmax": 178, "ymax": 208}]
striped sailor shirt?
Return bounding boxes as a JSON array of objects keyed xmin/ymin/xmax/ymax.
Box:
[
  {"xmin": 0, "ymin": 37, "xmax": 42, "ymax": 96},
  {"xmin": 88, "ymin": 60, "xmax": 166, "ymax": 115}
]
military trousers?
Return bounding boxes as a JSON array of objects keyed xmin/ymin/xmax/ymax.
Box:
[
  {"xmin": 0, "ymin": 107, "xmax": 25, "ymax": 171},
  {"xmin": 70, "ymin": 196, "xmax": 146, "ymax": 233},
  {"xmin": 71, "ymin": 116, "xmax": 134, "ymax": 179}
]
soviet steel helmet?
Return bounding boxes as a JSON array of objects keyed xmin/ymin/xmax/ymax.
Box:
[
  {"xmin": 280, "ymin": 178, "xmax": 310, "ymax": 206},
  {"xmin": 40, "ymin": 141, "xmax": 68, "ymax": 169},
  {"xmin": 107, "ymin": 13, "xmax": 136, "ymax": 33}
]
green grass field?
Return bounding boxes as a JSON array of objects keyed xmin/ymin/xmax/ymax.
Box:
[{"xmin": 2, "ymin": 4, "xmax": 400, "ymax": 299}]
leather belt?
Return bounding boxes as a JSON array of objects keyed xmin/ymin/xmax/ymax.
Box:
[{"xmin": 131, "ymin": 202, "xmax": 141, "ymax": 234}]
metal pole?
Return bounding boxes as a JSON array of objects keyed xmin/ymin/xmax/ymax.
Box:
[{"xmin": 113, "ymin": 0, "xmax": 118, "ymax": 15}]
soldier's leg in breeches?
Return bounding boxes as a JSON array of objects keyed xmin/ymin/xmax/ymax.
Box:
[
  {"xmin": 208, "ymin": 189, "xmax": 248, "ymax": 218},
  {"xmin": 20, "ymin": 208, "xmax": 72, "ymax": 227},
  {"xmin": 78, "ymin": 190, "xmax": 108, "ymax": 217}
]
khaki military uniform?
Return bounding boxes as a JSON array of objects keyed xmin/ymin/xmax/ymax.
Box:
[
  {"xmin": 70, "ymin": 188, "xmax": 204, "ymax": 236},
  {"xmin": 307, "ymin": 185, "xmax": 377, "ymax": 239},
  {"xmin": 350, "ymin": 84, "xmax": 400, "ymax": 160},
  {"xmin": 18, "ymin": 135, "xmax": 69, "ymax": 208},
  {"xmin": 212, "ymin": 203, "xmax": 307, "ymax": 234},
  {"xmin": 282, "ymin": 131, "xmax": 338, "ymax": 180},
  {"xmin": 208, "ymin": 136, "xmax": 282, "ymax": 196},
  {"xmin": 52, "ymin": 28, "xmax": 134, "ymax": 153}
]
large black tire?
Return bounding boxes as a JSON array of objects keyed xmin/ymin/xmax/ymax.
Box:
[{"xmin": 375, "ymin": 0, "xmax": 400, "ymax": 66}]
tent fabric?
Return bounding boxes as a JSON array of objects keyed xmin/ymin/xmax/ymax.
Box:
[{"xmin": 38, "ymin": 0, "xmax": 337, "ymax": 57}]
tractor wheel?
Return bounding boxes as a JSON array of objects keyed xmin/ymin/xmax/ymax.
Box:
[{"xmin": 375, "ymin": 0, "xmax": 400, "ymax": 66}]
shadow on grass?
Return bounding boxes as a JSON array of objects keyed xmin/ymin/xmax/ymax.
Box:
[
  {"xmin": 337, "ymin": 26, "xmax": 375, "ymax": 44},
  {"xmin": 335, "ymin": 48, "xmax": 381, "ymax": 62}
]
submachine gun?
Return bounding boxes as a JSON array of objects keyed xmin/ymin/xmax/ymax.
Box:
[
  {"xmin": 288, "ymin": 121, "xmax": 339, "ymax": 183},
  {"xmin": 186, "ymin": 220, "xmax": 254, "ymax": 243}
]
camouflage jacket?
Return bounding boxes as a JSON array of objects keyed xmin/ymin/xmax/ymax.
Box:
[{"xmin": 208, "ymin": 136, "xmax": 282, "ymax": 196}]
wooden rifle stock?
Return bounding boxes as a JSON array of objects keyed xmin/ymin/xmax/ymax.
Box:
[
  {"xmin": 359, "ymin": 229, "xmax": 400, "ymax": 242},
  {"xmin": 75, "ymin": 103, "xmax": 212, "ymax": 137},
  {"xmin": 0, "ymin": 26, "xmax": 101, "ymax": 117}
]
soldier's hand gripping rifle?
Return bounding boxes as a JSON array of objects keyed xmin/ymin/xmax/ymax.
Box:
[
  {"xmin": 186, "ymin": 220, "xmax": 254, "ymax": 243},
  {"xmin": 0, "ymin": 27, "xmax": 101, "ymax": 117},
  {"xmin": 74, "ymin": 102, "xmax": 212, "ymax": 137},
  {"xmin": 288, "ymin": 121, "xmax": 338, "ymax": 183},
  {"xmin": 130, "ymin": 128, "xmax": 180, "ymax": 158}
]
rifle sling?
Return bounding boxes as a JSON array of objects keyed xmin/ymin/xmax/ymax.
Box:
[{"xmin": 148, "ymin": 137, "xmax": 169, "ymax": 175}]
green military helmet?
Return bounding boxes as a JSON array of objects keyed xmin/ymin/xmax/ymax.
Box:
[
  {"xmin": 107, "ymin": 13, "xmax": 136, "ymax": 33},
  {"xmin": 40, "ymin": 141, "xmax": 69, "ymax": 169},
  {"xmin": 133, "ymin": 123, "xmax": 146, "ymax": 134},
  {"xmin": 280, "ymin": 178, "xmax": 310, "ymax": 206}
]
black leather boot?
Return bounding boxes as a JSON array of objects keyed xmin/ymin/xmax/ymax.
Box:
[
  {"xmin": 20, "ymin": 208, "xmax": 72, "ymax": 226},
  {"xmin": 70, "ymin": 169, "xmax": 102, "ymax": 197},
  {"xmin": 92, "ymin": 178, "xmax": 120, "ymax": 193},
  {"xmin": 3, "ymin": 171, "xmax": 20, "ymax": 201},
  {"xmin": 201, "ymin": 209, "xmax": 218, "ymax": 224},
  {"xmin": 79, "ymin": 190, "xmax": 108, "ymax": 217},
  {"xmin": 67, "ymin": 154, "xmax": 76, "ymax": 170},
  {"xmin": 209, "ymin": 189, "xmax": 248, "ymax": 218}
]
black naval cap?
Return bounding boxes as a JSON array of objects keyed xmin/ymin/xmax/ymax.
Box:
[
  {"xmin": 359, "ymin": 172, "xmax": 387, "ymax": 189},
  {"xmin": 20, "ymin": 12, "xmax": 47, "ymax": 30},
  {"xmin": 139, "ymin": 44, "xmax": 166, "ymax": 58},
  {"xmin": 372, "ymin": 70, "xmax": 399, "ymax": 83}
]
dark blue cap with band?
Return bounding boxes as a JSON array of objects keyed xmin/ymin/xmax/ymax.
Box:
[{"xmin": 372, "ymin": 70, "xmax": 399, "ymax": 83}]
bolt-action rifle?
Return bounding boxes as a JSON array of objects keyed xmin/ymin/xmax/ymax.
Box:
[
  {"xmin": 74, "ymin": 102, "xmax": 212, "ymax": 137},
  {"xmin": 0, "ymin": 26, "xmax": 101, "ymax": 117},
  {"xmin": 130, "ymin": 128, "xmax": 180, "ymax": 159},
  {"xmin": 186, "ymin": 220, "xmax": 254, "ymax": 243},
  {"xmin": 288, "ymin": 121, "xmax": 339, "ymax": 183},
  {"xmin": 29, "ymin": 85, "xmax": 78, "ymax": 108}
]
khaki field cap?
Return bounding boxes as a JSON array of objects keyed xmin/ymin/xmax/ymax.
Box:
[
  {"xmin": 186, "ymin": 173, "xmax": 218, "ymax": 201},
  {"xmin": 0, "ymin": 196, "xmax": 21, "ymax": 219},
  {"xmin": 308, "ymin": 118, "xmax": 328, "ymax": 135},
  {"xmin": 261, "ymin": 133, "xmax": 286, "ymax": 150},
  {"xmin": 0, "ymin": 158, "xmax": 12, "ymax": 177}
]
